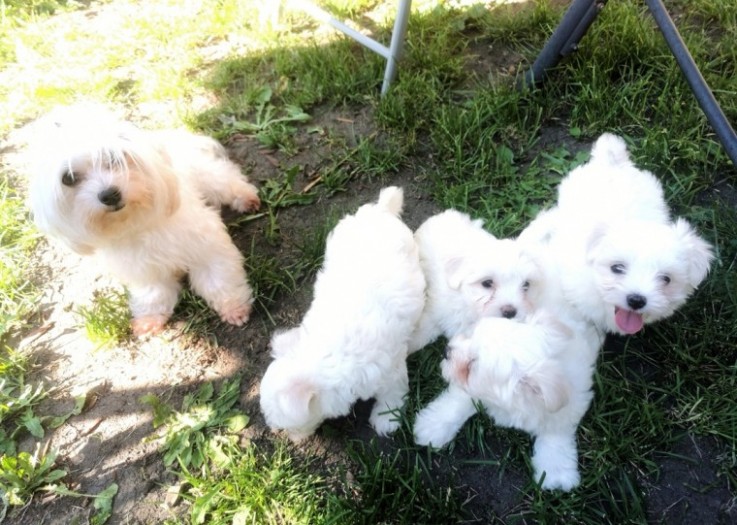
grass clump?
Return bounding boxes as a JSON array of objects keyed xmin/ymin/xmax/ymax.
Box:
[
  {"xmin": 142, "ymin": 376, "xmax": 249, "ymax": 471},
  {"xmin": 75, "ymin": 288, "xmax": 131, "ymax": 349},
  {"xmin": 145, "ymin": 377, "xmax": 334, "ymax": 525},
  {"xmin": 0, "ymin": 349, "xmax": 46, "ymax": 455},
  {"xmin": 0, "ymin": 177, "xmax": 38, "ymax": 344},
  {"xmin": 166, "ymin": 441, "xmax": 333, "ymax": 525}
]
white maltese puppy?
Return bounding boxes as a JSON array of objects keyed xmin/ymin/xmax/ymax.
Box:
[
  {"xmin": 519, "ymin": 133, "xmax": 713, "ymax": 335},
  {"xmin": 408, "ymin": 209, "xmax": 542, "ymax": 352},
  {"xmin": 259, "ymin": 187, "xmax": 425, "ymax": 442},
  {"xmin": 27, "ymin": 104, "xmax": 261, "ymax": 336},
  {"xmin": 414, "ymin": 309, "xmax": 602, "ymax": 491}
]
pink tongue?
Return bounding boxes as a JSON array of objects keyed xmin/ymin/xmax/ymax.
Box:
[{"xmin": 615, "ymin": 308, "xmax": 644, "ymax": 334}]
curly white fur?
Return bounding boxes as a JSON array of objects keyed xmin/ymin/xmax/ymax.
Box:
[
  {"xmin": 27, "ymin": 104, "xmax": 260, "ymax": 335},
  {"xmin": 259, "ymin": 187, "xmax": 426, "ymax": 441}
]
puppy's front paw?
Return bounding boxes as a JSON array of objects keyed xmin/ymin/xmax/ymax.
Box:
[
  {"xmin": 413, "ymin": 410, "xmax": 455, "ymax": 448},
  {"xmin": 532, "ymin": 452, "xmax": 580, "ymax": 491},
  {"xmin": 219, "ymin": 302, "xmax": 252, "ymax": 326},
  {"xmin": 370, "ymin": 409, "xmax": 401, "ymax": 436},
  {"xmin": 231, "ymin": 184, "xmax": 261, "ymax": 213},
  {"xmin": 131, "ymin": 314, "xmax": 169, "ymax": 337},
  {"xmin": 536, "ymin": 465, "xmax": 580, "ymax": 491},
  {"xmin": 532, "ymin": 434, "xmax": 580, "ymax": 491}
]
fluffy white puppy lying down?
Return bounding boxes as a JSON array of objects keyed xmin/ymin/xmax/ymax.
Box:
[
  {"xmin": 260, "ymin": 187, "xmax": 426, "ymax": 442},
  {"xmin": 414, "ymin": 310, "xmax": 602, "ymax": 491},
  {"xmin": 519, "ymin": 133, "xmax": 713, "ymax": 335},
  {"xmin": 408, "ymin": 209, "xmax": 542, "ymax": 352}
]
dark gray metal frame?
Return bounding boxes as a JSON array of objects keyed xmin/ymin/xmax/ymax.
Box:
[{"xmin": 519, "ymin": 0, "xmax": 737, "ymax": 168}]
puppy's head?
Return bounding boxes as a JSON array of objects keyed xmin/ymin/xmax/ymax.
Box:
[
  {"xmin": 446, "ymin": 238, "xmax": 543, "ymax": 321},
  {"xmin": 259, "ymin": 353, "xmax": 323, "ymax": 442},
  {"xmin": 442, "ymin": 316, "xmax": 570, "ymax": 414},
  {"xmin": 587, "ymin": 218, "xmax": 714, "ymax": 334},
  {"xmin": 27, "ymin": 104, "xmax": 180, "ymax": 254}
]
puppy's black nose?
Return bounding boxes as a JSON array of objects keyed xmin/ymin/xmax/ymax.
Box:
[
  {"xmin": 98, "ymin": 187, "xmax": 122, "ymax": 208},
  {"xmin": 626, "ymin": 294, "xmax": 647, "ymax": 310},
  {"xmin": 500, "ymin": 306, "xmax": 518, "ymax": 319}
]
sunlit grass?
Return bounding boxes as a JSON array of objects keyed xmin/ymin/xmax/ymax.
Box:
[{"xmin": 0, "ymin": 175, "xmax": 38, "ymax": 343}]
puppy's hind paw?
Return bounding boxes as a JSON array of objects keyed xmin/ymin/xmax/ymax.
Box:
[
  {"xmin": 219, "ymin": 302, "xmax": 252, "ymax": 326},
  {"xmin": 131, "ymin": 314, "xmax": 169, "ymax": 337}
]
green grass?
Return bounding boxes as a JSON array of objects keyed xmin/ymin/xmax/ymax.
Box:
[
  {"xmin": 0, "ymin": 177, "xmax": 38, "ymax": 343},
  {"xmin": 1, "ymin": 0, "xmax": 736, "ymax": 523},
  {"xmin": 74, "ymin": 287, "xmax": 131, "ymax": 349}
]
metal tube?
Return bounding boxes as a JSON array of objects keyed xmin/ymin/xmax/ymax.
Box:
[
  {"xmin": 645, "ymin": 0, "xmax": 737, "ymax": 168},
  {"xmin": 381, "ymin": 0, "xmax": 413, "ymax": 95},
  {"xmin": 293, "ymin": 1, "xmax": 391, "ymax": 58},
  {"xmin": 519, "ymin": 0, "xmax": 604, "ymax": 88}
]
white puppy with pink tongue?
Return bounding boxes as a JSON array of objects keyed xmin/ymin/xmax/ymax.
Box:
[{"xmin": 519, "ymin": 133, "xmax": 713, "ymax": 337}]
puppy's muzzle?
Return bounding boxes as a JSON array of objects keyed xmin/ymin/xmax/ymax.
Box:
[{"xmin": 98, "ymin": 186, "xmax": 124, "ymax": 211}]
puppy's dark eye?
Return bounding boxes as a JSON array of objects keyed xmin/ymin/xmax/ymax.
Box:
[
  {"xmin": 481, "ymin": 279, "xmax": 493, "ymax": 289},
  {"xmin": 660, "ymin": 275, "xmax": 671, "ymax": 285},
  {"xmin": 61, "ymin": 169, "xmax": 76, "ymax": 187},
  {"xmin": 522, "ymin": 280, "xmax": 530, "ymax": 291},
  {"xmin": 610, "ymin": 263, "xmax": 626, "ymax": 275}
]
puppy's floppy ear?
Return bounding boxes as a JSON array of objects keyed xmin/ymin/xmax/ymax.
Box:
[
  {"xmin": 148, "ymin": 147, "xmax": 181, "ymax": 217},
  {"xmin": 518, "ymin": 360, "xmax": 570, "ymax": 413},
  {"xmin": 584, "ymin": 222, "xmax": 610, "ymax": 263},
  {"xmin": 277, "ymin": 378, "xmax": 318, "ymax": 429},
  {"xmin": 673, "ymin": 218, "xmax": 714, "ymax": 288},
  {"xmin": 445, "ymin": 257, "xmax": 466, "ymax": 290},
  {"xmin": 125, "ymin": 135, "xmax": 181, "ymax": 217},
  {"xmin": 270, "ymin": 328, "xmax": 302, "ymax": 357}
]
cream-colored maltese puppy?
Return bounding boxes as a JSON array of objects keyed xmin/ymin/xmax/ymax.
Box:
[
  {"xmin": 519, "ymin": 133, "xmax": 713, "ymax": 335},
  {"xmin": 414, "ymin": 308, "xmax": 602, "ymax": 491},
  {"xmin": 408, "ymin": 209, "xmax": 542, "ymax": 352},
  {"xmin": 27, "ymin": 104, "xmax": 260, "ymax": 336},
  {"xmin": 259, "ymin": 187, "xmax": 425, "ymax": 442}
]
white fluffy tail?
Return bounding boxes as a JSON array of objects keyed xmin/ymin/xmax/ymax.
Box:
[
  {"xmin": 590, "ymin": 133, "xmax": 630, "ymax": 165},
  {"xmin": 376, "ymin": 186, "xmax": 404, "ymax": 217}
]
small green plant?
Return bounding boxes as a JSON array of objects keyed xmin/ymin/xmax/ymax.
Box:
[
  {"xmin": 0, "ymin": 446, "xmax": 67, "ymax": 506},
  {"xmin": 0, "ymin": 444, "xmax": 118, "ymax": 523},
  {"xmin": 220, "ymin": 86, "xmax": 311, "ymax": 153},
  {"xmin": 75, "ymin": 288, "xmax": 131, "ymax": 349},
  {"xmin": 254, "ymin": 164, "xmax": 318, "ymax": 244},
  {"xmin": 0, "ymin": 349, "xmax": 47, "ymax": 455},
  {"xmin": 141, "ymin": 376, "xmax": 249, "ymax": 471}
]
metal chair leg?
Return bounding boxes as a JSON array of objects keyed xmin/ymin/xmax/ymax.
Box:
[
  {"xmin": 645, "ymin": 0, "xmax": 737, "ymax": 167},
  {"xmin": 381, "ymin": 0, "xmax": 413, "ymax": 96}
]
